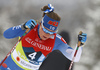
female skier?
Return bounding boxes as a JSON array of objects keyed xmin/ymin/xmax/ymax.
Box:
[{"xmin": 0, "ymin": 4, "xmax": 87, "ymax": 70}]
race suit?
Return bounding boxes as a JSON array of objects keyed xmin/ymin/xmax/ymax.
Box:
[{"xmin": 0, "ymin": 24, "xmax": 82, "ymax": 70}]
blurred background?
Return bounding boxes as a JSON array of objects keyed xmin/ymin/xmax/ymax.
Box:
[{"xmin": 0, "ymin": 0, "xmax": 100, "ymax": 70}]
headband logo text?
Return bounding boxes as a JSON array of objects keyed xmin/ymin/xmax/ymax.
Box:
[{"xmin": 48, "ymin": 21, "xmax": 58, "ymax": 27}]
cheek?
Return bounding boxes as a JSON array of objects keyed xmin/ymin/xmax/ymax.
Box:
[
  {"xmin": 40, "ymin": 28, "xmax": 45, "ymax": 35},
  {"xmin": 41, "ymin": 29, "xmax": 53, "ymax": 37},
  {"xmin": 39, "ymin": 27, "xmax": 45, "ymax": 36},
  {"xmin": 39, "ymin": 26, "xmax": 53, "ymax": 39}
]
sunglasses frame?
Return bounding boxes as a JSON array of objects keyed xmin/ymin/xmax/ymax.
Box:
[{"xmin": 41, "ymin": 23, "xmax": 57, "ymax": 34}]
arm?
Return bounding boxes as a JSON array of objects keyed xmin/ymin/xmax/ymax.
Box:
[
  {"xmin": 57, "ymin": 44, "xmax": 82, "ymax": 62},
  {"xmin": 3, "ymin": 25, "xmax": 25, "ymax": 39},
  {"xmin": 56, "ymin": 32, "xmax": 87, "ymax": 62},
  {"xmin": 3, "ymin": 19, "xmax": 37, "ymax": 39}
]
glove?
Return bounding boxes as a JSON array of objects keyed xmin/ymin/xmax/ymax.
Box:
[
  {"xmin": 23, "ymin": 19, "xmax": 37, "ymax": 29},
  {"xmin": 78, "ymin": 33, "xmax": 87, "ymax": 46}
]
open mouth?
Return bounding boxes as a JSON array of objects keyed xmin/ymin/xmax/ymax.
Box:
[{"xmin": 43, "ymin": 36, "xmax": 47, "ymax": 38}]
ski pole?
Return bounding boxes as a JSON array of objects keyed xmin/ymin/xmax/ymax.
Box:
[
  {"xmin": 0, "ymin": 28, "xmax": 30, "ymax": 66},
  {"xmin": 68, "ymin": 31, "xmax": 83, "ymax": 70}
]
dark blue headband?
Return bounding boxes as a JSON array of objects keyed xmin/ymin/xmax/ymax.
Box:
[{"xmin": 41, "ymin": 14, "xmax": 60, "ymax": 31}]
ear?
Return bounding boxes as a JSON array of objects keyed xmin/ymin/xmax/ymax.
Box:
[{"xmin": 40, "ymin": 23, "xmax": 42, "ymax": 28}]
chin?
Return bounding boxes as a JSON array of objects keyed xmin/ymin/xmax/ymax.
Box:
[
  {"xmin": 42, "ymin": 38, "xmax": 47, "ymax": 40},
  {"xmin": 41, "ymin": 37, "xmax": 49, "ymax": 40},
  {"xmin": 40, "ymin": 36, "xmax": 49, "ymax": 40}
]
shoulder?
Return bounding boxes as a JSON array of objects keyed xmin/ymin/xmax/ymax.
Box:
[
  {"xmin": 53, "ymin": 34, "xmax": 69, "ymax": 51},
  {"xmin": 55, "ymin": 34, "xmax": 67, "ymax": 44}
]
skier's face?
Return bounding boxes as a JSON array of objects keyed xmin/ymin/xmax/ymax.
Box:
[{"xmin": 39, "ymin": 24, "xmax": 55, "ymax": 40}]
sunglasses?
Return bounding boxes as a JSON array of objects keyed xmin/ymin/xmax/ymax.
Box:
[{"xmin": 41, "ymin": 23, "xmax": 57, "ymax": 34}]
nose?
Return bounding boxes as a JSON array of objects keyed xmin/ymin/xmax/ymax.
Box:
[
  {"xmin": 44, "ymin": 32, "xmax": 53, "ymax": 38},
  {"xmin": 44, "ymin": 33, "xmax": 51, "ymax": 36}
]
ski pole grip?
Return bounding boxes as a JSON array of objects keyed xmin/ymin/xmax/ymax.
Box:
[{"xmin": 78, "ymin": 31, "xmax": 83, "ymax": 47}]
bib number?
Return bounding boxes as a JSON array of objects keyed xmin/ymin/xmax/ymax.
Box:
[{"xmin": 28, "ymin": 52, "xmax": 37, "ymax": 60}]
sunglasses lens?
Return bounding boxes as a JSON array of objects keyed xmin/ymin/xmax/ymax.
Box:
[{"xmin": 42, "ymin": 28, "xmax": 54, "ymax": 34}]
